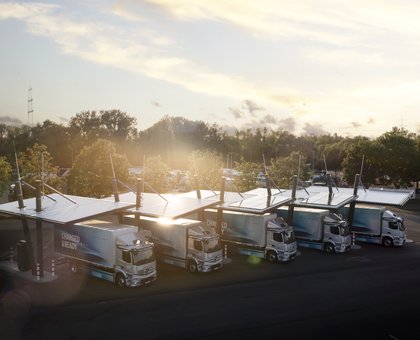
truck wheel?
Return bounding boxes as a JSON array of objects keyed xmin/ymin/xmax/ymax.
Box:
[
  {"xmin": 382, "ymin": 237, "xmax": 393, "ymax": 247},
  {"xmin": 266, "ymin": 251, "xmax": 278, "ymax": 263},
  {"xmin": 324, "ymin": 243, "xmax": 335, "ymax": 254},
  {"xmin": 116, "ymin": 274, "xmax": 127, "ymax": 288},
  {"xmin": 187, "ymin": 260, "xmax": 198, "ymax": 273}
]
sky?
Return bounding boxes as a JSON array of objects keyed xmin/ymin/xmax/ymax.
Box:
[{"xmin": 1, "ymin": 0, "xmax": 420, "ymax": 137}]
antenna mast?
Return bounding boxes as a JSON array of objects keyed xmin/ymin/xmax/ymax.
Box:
[{"xmin": 28, "ymin": 87, "xmax": 33, "ymax": 127}]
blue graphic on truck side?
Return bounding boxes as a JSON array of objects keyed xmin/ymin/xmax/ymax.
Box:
[{"xmin": 54, "ymin": 225, "xmax": 110, "ymax": 266}]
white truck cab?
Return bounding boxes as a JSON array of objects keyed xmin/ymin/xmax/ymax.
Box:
[
  {"xmin": 381, "ymin": 209, "xmax": 406, "ymax": 246},
  {"xmin": 264, "ymin": 217, "xmax": 297, "ymax": 262},
  {"xmin": 322, "ymin": 212, "xmax": 351, "ymax": 253}
]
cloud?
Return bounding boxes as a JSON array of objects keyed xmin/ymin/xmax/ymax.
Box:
[
  {"xmin": 0, "ymin": 2, "xmax": 336, "ymax": 122},
  {"xmin": 302, "ymin": 122, "xmax": 327, "ymax": 136},
  {"xmin": 2, "ymin": 2, "xmax": 420, "ymax": 138},
  {"xmin": 0, "ymin": 116, "xmax": 23, "ymax": 125},
  {"xmin": 111, "ymin": 1, "xmax": 145, "ymax": 22},
  {"xmin": 0, "ymin": 3, "xmax": 57, "ymax": 20},
  {"xmin": 143, "ymin": 0, "xmax": 362, "ymax": 46},
  {"xmin": 259, "ymin": 114, "xmax": 277, "ymax": 125},
  {"xmin": 229, "ymin": 107, "xmax": 243, "ymax": 119},
  {"xmin": 307, "ymin": 48, "xmax": 388, "ymax": 67},
  {"xmin": 0, "ymin": 2, "xmax": 305, "ymax": 110},
  {"xmin": 242, "ymin": 100, "xmax": 264, "ymax": 116},
  {"xmin": 145, "ymin": 1, "xmax": 420, "ymax": 47},
  {"xmin": 278, "ymin": 117, "xmax": 296, "ymax": 131}
]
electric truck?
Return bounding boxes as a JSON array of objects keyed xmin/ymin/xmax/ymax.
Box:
[
  {"xmin": 124, "ymin": 215, "xmax": 223, "ymax": 273},
  {"xmin": 204, "ymin": 209, "xmax": 297, "ymax": 262},
  {"xmin": 277, "ymin": 207, "xmax": 351, "ymax": 253},
  {"xmin": 340, "ymin": 205, "xmax": 406, "ymax": 247},
  {"xmin": 54, "ymin": 220, "xmax": 157, "ymax": 288}
]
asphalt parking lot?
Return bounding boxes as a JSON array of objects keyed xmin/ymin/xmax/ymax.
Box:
[{"xmin": 0, "ymin": 199, "xmax": 419, "ymax": 339}]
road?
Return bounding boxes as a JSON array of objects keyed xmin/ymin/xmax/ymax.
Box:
[{"xmin": 1, "ymin": 201, "xmax": 420, "ymax": 339}]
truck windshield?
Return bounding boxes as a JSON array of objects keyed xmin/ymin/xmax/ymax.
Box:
[
  {"xmin": 283, "ymin": 231, "xmax": 295, "ymax": 244},
  {"xmin": 204, "ymin": 238, "xmax": 222, "ymax": 253},
  {"xmin": 132, "ymin": 248, "xmax": 155, "ymax": 265}
]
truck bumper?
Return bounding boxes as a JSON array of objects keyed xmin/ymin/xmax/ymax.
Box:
[
  {"xmin": 126, "ymin": 273, "xmax": 157, "ymax": 287},
  {"xmin": 393, "ymin": 238, "xmax": 406, "ymax": 246},
  {"xmin": 200, "ymin": 261, "xmax": 223, "ymax": 272},
  {"xmin": 279, "ymin": 251, "xmax": 297, "ymax": 262},
  {"xmin": 334, "ymin": 244, "xmax": 350, "ymax": 253}
]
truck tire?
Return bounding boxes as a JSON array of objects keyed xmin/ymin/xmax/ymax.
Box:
[
  {"xmin": 382, "ymin": 237, "xmax": 393, "ymax": 247},
  {"xmin": 187, "ymin": 260, "xmax": 198, "ymax": 273},
  {"xmin": 116, "ymin": 274, "xmax": 127, "ymax": 288},
  {"xmin": 266, "ymin": 251, "xmax": 278, "ymax": 263},
  {"xmin": 324, "ymin": 243, "xmax": 335, "ymax": 254}
]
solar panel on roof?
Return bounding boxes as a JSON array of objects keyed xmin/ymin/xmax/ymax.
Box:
[
  {"xmin": 0, "ymin": 194, "xmax": 134, "ymax": 224},
  {"xmin": 222, "ymin": 194, "xmax": 293, "ymax": 214},
  {"xmin": 245, "ymin": 187, "xmax": 356, "ymax": 210},
  {"xmin": 293, "ymin": 192, "xmax": 356, "ymax": 209},
  {"xmin": 304, "ymin": 186, "xmax": 413, "ymax": 206},
  {"xmin": 178, "ymin": 189, "xmax": 292, "ymax": 214},
  {"xmin": 176, "ymin": 190, "xmax": 256, "ymax": 205},
  {"xmin": 104, "ymin": 192, "xmax": 220, "ymax": 219}
]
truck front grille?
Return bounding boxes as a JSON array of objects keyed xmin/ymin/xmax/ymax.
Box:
[
  {"xmin": 139, "ymin": 266, "xmax": 155, "ymax": 275},
  {"xmin": 209, "ymin": 255, "xmax": 221, "ymax": 263}
]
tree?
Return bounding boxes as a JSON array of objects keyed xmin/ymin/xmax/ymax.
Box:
[
  {"xmin": 143, "ymin": 155, "xmax": 171, "ymax": 193},
  {"xmin": 69, "ymin": 110, "xmax": 103, "ymax": 139},
  {"xmin": 18, "ymin": 143, "xmax": 61, "ymax": 197},
  {"xmin": 341, "ymin": 138, "xmax": 383, "ymax": 187},
  {"xmin": 0, "ymin": 156, "xmax": 12, "ymax": 196},
  {"xmin": 233, "ymin": 161, "xmax": 262, "ymax": 192},
  {"xmin": 100, "ymin": 109, "xmax": 137, "ymax": 140},
  {"xmin": 375, "ymin": 127, "xmax": 418, "ymax": 188},
  {"xmin": 187, "ymin": 150, "xmax": 224, "ymax": 190},
  {"xmin": 30, "ymin": 120, "xmax": 73, "ymax": 168},
  {"xmin": 67, "ymin": 139, "xmax": 130, "ymax": 197},
  {"xmin": 267, "ymin": 152, "xmax": 310, "ymax": 189}
]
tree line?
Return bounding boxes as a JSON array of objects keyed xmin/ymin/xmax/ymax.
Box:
[{"xmin": 0, "ymin": 110, "xmax": 419, "ymax": 198}]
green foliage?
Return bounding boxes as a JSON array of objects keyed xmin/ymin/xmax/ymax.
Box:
[
  {"xmin": 67, "ymin": 139, "xmax": 130, "ymax": 197},
  {"xmin": 143, "ymin": 155, "xmax": 170, "ymax": 193},
  {"xmin": 268, "ymin": 152, "xmax": 310, "ymax": 189},
  {"xmin": 234, "ymin": 161, "xmax": 263, "ymax": 192},
  {"xmin": 1, "ymin": 114, "xmax": 420, "ymax": 191},
  {"xmin": 187, "ymin": 149, "xmax": 224, "ymax": 190},
  {"xmin": 375, "ymin": 127, "xmax": 418, "ymax": 188},
  {"xmin": 0, "ymin": 156, "xmax": 12, "ymax": 195},
  {"xmin": 18, "ymin": 143, "xmax": 61, "ymax": 196},
  {"xmin": 342, "ymin": 127, "xmax": 419, "ymax": 188},
  {"xmin": 30, "ymin": 120, "xmax": 73, "ymax": 168},
  {"xmin": 100, "ymin": 110, "xmax": 137, "ymax": 140},
  {"xmin": 341, "ymin": 139, "xmax": 384, "ymax": 187}
]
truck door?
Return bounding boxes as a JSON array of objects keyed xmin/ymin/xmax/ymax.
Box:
[
  {"xmin": 385, "ymin": 220, "xmax": 404, "ymax": 237},
  {"xmin": 188, "ymin": 238, "xmax": 204, "ymax": 258},
  {"xmin": 116, "ymin": 248, "xmax": 133, "ymax": 272},
  {"xmin": 326, "ymin": 225, "xmax": 339, "ymax": 241}
]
